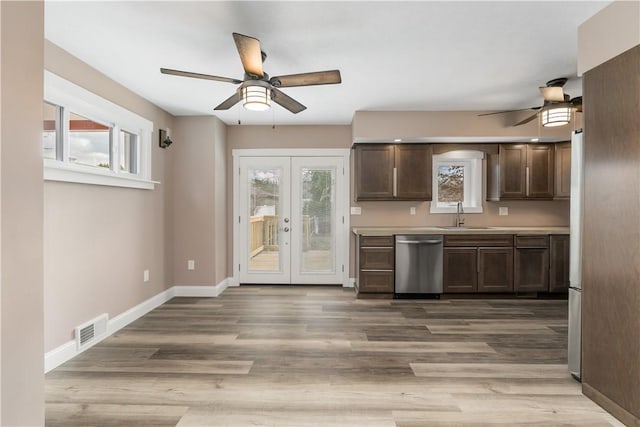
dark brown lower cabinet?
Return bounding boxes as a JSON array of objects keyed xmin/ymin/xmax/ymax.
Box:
[
  {"xmin": 515, "ymin": 248, "xmax": 549, "ymax": 292},
  {"xmin": 549, "ymin": 234, "xmax": 570, "ymax": 292},
  {"xmin": 443, "ymin": 236, "xmax": 514, "ymax": 294},
  {"xmin": 478, "ymin": 247, "xmax": 514, "ymax": 292},
  {"xmin": 443, "ymin": 248, "xmax": 477, "ymax": 293},
  {"xmin": 356, "ymin": 235, "xmax": 394, "ymax": 297},
  {"xmin": 358, "ymin": 270, "xmax": 394, "ymax": 293}
]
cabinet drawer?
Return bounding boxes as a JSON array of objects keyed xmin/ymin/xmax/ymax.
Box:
[
  {"xmin": 360, "ymin": 235, "xmax": 394, "ymax": 247},
  {"xmin": 359, "ymin": 270, "xmax": 394, "ymax": 293},
  {"xmin": 444, "ymin": 234, "xmax": 514, "ymax": 247},
  {"xmin": 360, "ymin": 247, "xmax": 394, "ymax": 270},
  {"xmin": 516, "ymin": 235, "xmax": 549, "ymax": 248}
]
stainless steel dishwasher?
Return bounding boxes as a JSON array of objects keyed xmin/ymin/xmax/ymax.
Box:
[{"xmin": 395, "ymin": 235, "xmax": 443, "ymax": 297}]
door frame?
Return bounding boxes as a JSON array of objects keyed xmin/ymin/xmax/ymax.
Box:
[{"xmin": 232, "ymin": 148, "xmax": 351, "ymax": 287}]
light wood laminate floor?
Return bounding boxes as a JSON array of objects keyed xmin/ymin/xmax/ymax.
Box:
[{"xmin": 46, "ymin": 286, "xmax": 621, "ymax": 426}]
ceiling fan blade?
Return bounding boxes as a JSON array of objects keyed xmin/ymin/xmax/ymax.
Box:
[
  {"xmin": 478, "ymin": 107, "xmax": 540, "ymax": 117},
  {"xmin": 214, "ymin": 91, "xmax": 241, "ymax": 110},
  {"xmin": 270, "ymin": 70, "xmax": 342, "ymax": 88},
  {"xmin": 512, "ymin": 113, "xmax": 539, "ymax": 127},
  {"xmin": 232, "ymin": 32, "xmax": 264, "ymax": 78},
  {"xmin": 271, "ymin": 88, "xmax": 306, "ymax": 114},
  {"xmin": 160, "ymin": 68, "xmax": 242, "ymax": 84},
  {"xmin": 539, "ymin": 86, "xmax": 565, "ymax": 102}
]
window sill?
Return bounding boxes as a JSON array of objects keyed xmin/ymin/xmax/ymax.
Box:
[
  {"xmin": 44, "ymin": 160, "xmax": 159, "ymax": 190},
  {"xmin": 430, "ymin": 205, "xmax": 483, "ymax": 214}
]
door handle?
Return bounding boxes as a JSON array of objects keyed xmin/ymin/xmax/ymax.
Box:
[{"xmin": 284, "ymin": 218, "xmax": 290, "ymax": 223}]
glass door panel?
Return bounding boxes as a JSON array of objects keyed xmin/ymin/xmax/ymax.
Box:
[
  {"xmin": 239, "ymin": 157, "xmax": 290, "ymax": 284},
  {"xmin": 291, "ymin": 157, "xmax": 343, "ymax": 284}
]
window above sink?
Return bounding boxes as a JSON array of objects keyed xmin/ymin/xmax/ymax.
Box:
[{"xmin": 430, "ymin": 150, "xmax": 484, "ymax": 214}]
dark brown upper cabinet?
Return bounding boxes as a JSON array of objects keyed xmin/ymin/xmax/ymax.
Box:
[
  {"xmin": 554, "ymin": 142, "xmax": 571, "ymax": 199},
  {"xmin": 497, "ymin": 144, "xmax": 555, "ymax": 200},
  {"xmin": 354, "ymin": 144, "xmax": 432, "ymax": 201}
]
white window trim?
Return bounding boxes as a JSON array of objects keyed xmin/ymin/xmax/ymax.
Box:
[
  {"xmin": 430, "ymin": 150, "xmax": 484, "ymax": 214},
  {"xmin": 43, "ymin": 71, "xmax": 157, "ymax": 190}
]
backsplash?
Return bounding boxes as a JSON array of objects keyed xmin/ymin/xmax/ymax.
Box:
[{"xmin": 350, "ymin": 199, "xmax": 569, "ymax": 228}]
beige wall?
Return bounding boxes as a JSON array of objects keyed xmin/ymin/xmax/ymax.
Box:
[
  {"xmin": 44, "ymin": 41, "xmax": 175, "ymax": 352},
  {"xmin": 578, "ymin": 0, "xmax": 640, "ymax": 75},
  {"xmin": 213, "ymin": 120, "xmax": 227, "ymax": 284},
  {"xmin": 352, "ymin": 110, "xmax": 579, "ymax": 141},
  {"xmin": 172, "ymin": 116, "xmax": 228, "ymax": 286},
  {"xmin": 1, "ymin": 2, "xmax": 45, "ymax": 425}
]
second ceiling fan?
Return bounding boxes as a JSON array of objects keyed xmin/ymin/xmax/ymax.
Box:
[
  {"xmin": 479, "ymin": 77, "xmax": 583, "ymax": 126},
  {"xmin": 161, "ymin": 32, "xmax": 342, "ymax": 114}
]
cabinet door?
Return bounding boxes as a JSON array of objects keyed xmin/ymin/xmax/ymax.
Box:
[
  {"xmin": 515, "ymin": 248, "xmax": 549, "ymax": 292},
  {"xmin": 478, "ymin": 247, "xmax": 514, "ymax": 293},
  {"xmin": 355, "ymin": 145, "xmax": 394, "ymax": 200},
  {"xmin": 549, "ymin": 235, "xmax": 570, "ymax": 292},
  {"xmin": 554, "ymin": 142, "xmax": 571, "ymax": 199},
  {"xmin": 395, "ymin": 144, "xmax": 432, "ymax": 200},
  {"xmin": 499, "ymin": 144, "xmax": 527, "ymax": 199},
  {"xmin": 443, "ymin": 248, "xmax": 477, "ymax": 293},
  {"xmin": 527, "ymin": 144, "xmax": 555, "ymax": 198}
]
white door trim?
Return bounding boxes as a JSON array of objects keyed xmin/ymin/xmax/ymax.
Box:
[{"xmin": 232, "ymin": 148, "xmax": 351, "ymax": 287}]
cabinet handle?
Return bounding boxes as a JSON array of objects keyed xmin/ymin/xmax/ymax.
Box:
[
  {"xmin": 393, "ymin": 167, "xmax": 398, "ymax": 197},
  {"xmin": 477, "ymin": 249, "xmax": 480, "ymax": 273},
  {"xmin": 525, "ymin": 166, "xmax": 530, "ymax": 197}
]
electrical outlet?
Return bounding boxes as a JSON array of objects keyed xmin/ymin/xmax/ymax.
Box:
[
  {"xmin": 410, "ymin": 207, "xmax": 416, "ymax": 215},
  {"xmin": 143, "ymin": 270, "xmax": 149, "ymax": 282},
  {"xmin": 350, "ymin": 206, "xmax": 362, "ymax": 215},
  {"xmin": 187, "ymin": 260, "xmax": 195, "ymax": 270},
  {"xmin": 499, "ymin": 207, "xmax": 509, "ymax": 216}
]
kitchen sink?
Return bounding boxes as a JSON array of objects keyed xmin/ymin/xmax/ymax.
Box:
[{"xmin": 436, "ymin": 226, "xmax": 493, "ymax": 230}]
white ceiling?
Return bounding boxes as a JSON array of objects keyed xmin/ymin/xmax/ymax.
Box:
[{"xmin": 45, "ymin": 1, "xmax": 609, "ymax": 126}]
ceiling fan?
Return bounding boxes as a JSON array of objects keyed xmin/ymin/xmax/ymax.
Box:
[
  {"xmin": 479, "ymin": 77, "xmax": 583, "ymax": 127},
  {"xmin": 160, "ymin": 32, "xmax": 342, "ymax": 114}
]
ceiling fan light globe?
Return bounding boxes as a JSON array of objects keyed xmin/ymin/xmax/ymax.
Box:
[
  {"xmin": 541, "ymin": 104, "xmax": 571, "ymax": 127},
  {"xmin": 242, "ymin": 85, "xmax": 271, "ymax": 111}
]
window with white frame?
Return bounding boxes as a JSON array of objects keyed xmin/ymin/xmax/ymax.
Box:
[
  {"xmin": 43, "ymin": 71, "xmax": 155, "ymax": 190},
  {"xmin": 430, "ymin": 150, "xmax": 484, "ymax": 213}
]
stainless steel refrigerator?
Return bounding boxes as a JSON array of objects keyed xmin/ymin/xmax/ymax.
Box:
[{"xmin": 568, "ymin": 129, "xmax": 583, "ymax": 380}]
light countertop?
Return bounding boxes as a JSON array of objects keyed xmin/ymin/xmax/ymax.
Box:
[{"xmin": 352, "ymin": 226, "xmax": 570, "ymax": 236}]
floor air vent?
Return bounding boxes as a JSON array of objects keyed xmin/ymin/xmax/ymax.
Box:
[{"xmin": 75, "ymin": 313, "xmax": 108, "ymax": 351}]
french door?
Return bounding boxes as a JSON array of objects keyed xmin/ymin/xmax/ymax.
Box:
[{"xmin": 235, "ymin": 152, "xmax": 348, "ymax": 285}]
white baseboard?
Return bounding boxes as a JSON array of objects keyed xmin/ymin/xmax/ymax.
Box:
[
  {"xmin": 343, "ymin": 277, "xmax": 355, "ymax": 288},
  {"xmin": 173, "ymin": 278, "xmax": 229, "ymax": 297},
  {"xmin": 108, "ymin": 287, "xmax": 175, "ymax": 335},
  {"xmin": 44, "ymin": 340, "xmax": 77, "ymax": 373},
  {"xmin": 44, "ymin": 278, "xmax": 232, "ymax": 373}
]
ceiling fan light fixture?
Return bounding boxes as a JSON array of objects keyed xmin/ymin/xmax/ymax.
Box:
[
  {"xmin": 541, "ymin": 104, "xmax": 572, "ymax": 127},
  {"xmin": 242, "ymin": 84, "xmax": 271, "ymax": 111}
]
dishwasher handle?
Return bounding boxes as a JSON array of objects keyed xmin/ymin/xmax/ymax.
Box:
[{"xmin": 396, "ymin": 240, "xmax": 442, "ymax": 245}]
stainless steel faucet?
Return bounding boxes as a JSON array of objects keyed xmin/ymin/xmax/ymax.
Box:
[{"xmin": 455, "ymin": 201, "xmax": 465, "ymax": 227}]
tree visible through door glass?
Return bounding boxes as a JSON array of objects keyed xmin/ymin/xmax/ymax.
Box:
[
  {"xmin": 248, "ymin": 168, "xmax": 281, "ymax": 272},
  {"xmin": 300, "ymin": 167, "xmax": 335, "ymax": 273}
]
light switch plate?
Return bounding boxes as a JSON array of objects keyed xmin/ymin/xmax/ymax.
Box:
[
  {"xmin": 499, "ymin": 207, "xmax": 509, "ymax": 216},
  {"xmin": 188, "ymin": 260, "xmax": 195, "ymax": 270},
  {"xmin": 143, "ymin": 270, "xmax": 149, "ymax": 282},
  {"xmin": 350, "ymin": 206, "xmax": 362, "ymax": 215},
  {"xmin": 410, "ymin": 207, "xmax": 416, "ymax": 215}
]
